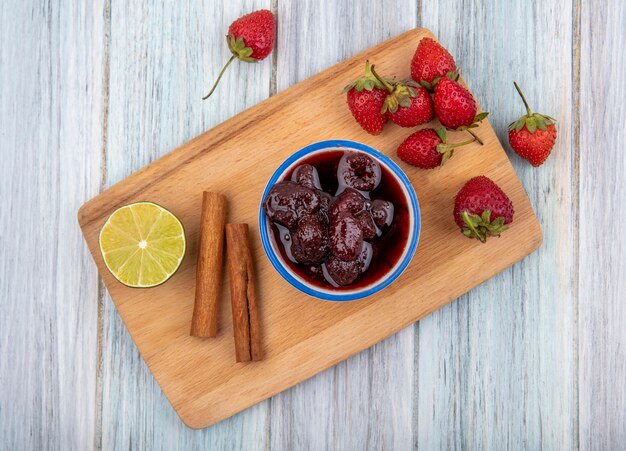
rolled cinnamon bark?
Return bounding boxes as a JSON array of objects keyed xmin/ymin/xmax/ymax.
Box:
[
  {"xmin": 190, "ymin": 192, "xmax": 228, "ymax": 338},
  {"xmin": 225, "ymin": 224, "xmax": 263, "ymax": 362}
]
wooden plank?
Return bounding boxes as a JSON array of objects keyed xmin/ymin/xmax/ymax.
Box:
[
  {"xmin": 98, "ymin": 0, "xmax": 272, "ymax": 448},
  {"xmin": 0, "ymin": 0, "xmax": 104, "ymax": 449},
  {"xmin": 578, "ymin": 1, "xmax": 626, "ymax": 448},
  {"xmin": 418, "ymin": 1, "xmax": 577, "ymax": 449},
  {"xmin": 271, "ymin": 1, "xmax": 418, "ymax": 449},
  {"xmin": 79, "ymin": 28, "xmax": 542, "ymax": 429}
]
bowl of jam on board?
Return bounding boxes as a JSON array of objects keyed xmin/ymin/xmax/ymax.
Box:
[{"xmin": 259, "ymin": 140, "xmax": 420, "ymax": 301}]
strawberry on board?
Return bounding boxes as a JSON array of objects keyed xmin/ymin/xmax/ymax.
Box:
[
  {"xmin": 433, "ymin": 76, "xmax": 489, "ymax": 130},
  {"xmin": 453, "ymin": 176, "xmax": 514, "ymax": 243},
  {"xmin": 343, "ymin": 61, "xmax": 389, "ymax": 135},
  {"xmin": 397, "ymin": 128, "xmax": 481, "ymax": 169},
  {"xmin": 411, "ymin": 37, "xmax": 457, "ymax": 90},
  {"xmin": 384, "ymin": 82, "xmax": 434, "ymax": 128},
  {"xmin": 369, "ymin": 65, "xmax": 434, "ymax": 128},
  {"xmin": 508, "ymin": 82, "xmax": 557, "ymax": 167},
  {"xmin": 203, "ymin": 9, "xmax": 276, "ymax": 99}
]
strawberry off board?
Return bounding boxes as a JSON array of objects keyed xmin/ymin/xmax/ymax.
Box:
[{"xmin": 78, "ymin": 28, "xmax": 542, "ymax": 428}]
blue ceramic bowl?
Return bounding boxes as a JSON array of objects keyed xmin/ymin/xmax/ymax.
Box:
[{"xmin": 259, "ymin": 140, "xmax": 420, "ymax": 301}]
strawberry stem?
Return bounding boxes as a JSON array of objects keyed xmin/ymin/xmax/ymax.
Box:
[
  {"xmin": 370, "ymin": 65, "xmax": 394, "ymax": 93},
  {"xmin": 513, "ymin": 81, "xmax": 533, "ymax": 116},
  {"xmin": 447, "ymin": 138, "xmax": 477, "ymax": 149},
  {"xmin": 203, "ymin": 55, "xmax": 237, "ymax": 100},
  {"xmin": 465, "ymin": 129, "xmax": 484, "ymax": 145}
]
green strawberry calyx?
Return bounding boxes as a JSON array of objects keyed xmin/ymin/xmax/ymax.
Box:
[
  {"xmin": 369, "ymin": 65, "xmax": 423, "ymax": 114},
  {"xmin": 508, "ymin": 81, "xmax": 556, "ymax": 133},
  {"xmin": 343, "ymin": 60, "xmax": 386, "ymax": 93},
  {"xmin": 452, "ymin": 111, "xmax": 490, "ymax": 131},
  {"xmin": 381, "ymin": 80, "xmax": 422, "ymax": 114},
  {"xmin": 434, "ymin": 128, "xmax": 482, "ymax": 166},
  {"xmin": 227, "ymin": 34, "xmax": 258, "ymax": 62},
  {"xmin": 420, "ymin": 70, "xmax": 459, "ymax": 91},
  {"xmin": 461, "ymin": 210, "xmax": 508, "ymax": 243}
]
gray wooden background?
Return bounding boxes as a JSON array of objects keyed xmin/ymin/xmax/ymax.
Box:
[{"xmin": 1, "ymin": 0, "xmax": 625, "ymax": 449}]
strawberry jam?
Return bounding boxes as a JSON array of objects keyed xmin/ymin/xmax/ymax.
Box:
[{"xmin": 263, "ymin": 150, "xmax": 410, "ymax": 290}]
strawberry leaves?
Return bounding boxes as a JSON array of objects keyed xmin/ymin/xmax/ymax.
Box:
[
  {"xmin": 343, "ymin": 60, "xmax": 385, "ymax": 93},
  {"xmin": 508, "ymin": 81, "xmax": 556, "ymax": 133},
  {"xmin": 434, "ymin": 127, "xmax": 482, "ymax": 166},
  {"xmin": 420, "ymin": 70, "xmax": 460, "ymax": 91},
  {"xmin": 227, "ymin": 34, "xmax": 256, "ymax": 62},
  {"xmin": 461, "ymin": 210, "xmax": 508, "ymax": 243},
  {"xmin": 473, "ymin": 111, "xmax": 489, "ymax": 123},
  {"xmin": 451, "ymin": 111, "xmax": 489, "ymax": 131},
  {"xmin": 369, "ymin": 65, "xmax": 424, "ymax": 115},
  {"xmin": 434, "ymin": 128, "xmax": 454, "ymax": 164},
  {"xmin": 509, "ymin": 112, "xmax": 556, "ymax": 133},
  {"xmin": 381, "ymin": 81, "xmax": 420, "ymax": 114}
]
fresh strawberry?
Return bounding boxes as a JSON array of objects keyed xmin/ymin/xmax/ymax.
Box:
[
  {"xmin": 228, "ymin": 10, "xmax": 275, "ymax": 60},
  {"xmin": 508, "ymin": 82, "xmax": 557, "ymax": 166},
  {"xmin": 453, "ymin": 176, "xmax": 514, "ymax": 243},
  {"xmin": 344, "ymin": 61, "xmax": 388, "ymax": 135},
  {"xmin": 385, "ymin": 84, "xmax": 434, "ymax": 127},
  {"xmin": 411, "ymin": 37, "xmax": 457, "ymax": 90},
  {"xmin": 397, "ymin": 128, "xmax": 481, "ymax": 169},
  {"xmin": 433, "ymin": 76, "xmax": 488, "ymax": 130},
  {"xmin": 369, "ymin": 66, "xmax": 434, "ymax": 127},
  {"xmin": 203, "ymin": 10, "xmax": 276, "ymax": 99}
]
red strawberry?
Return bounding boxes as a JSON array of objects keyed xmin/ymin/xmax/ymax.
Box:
[
  {"xmin": 434, "ymin": 77, "xmax": 488, "ymax": 130},
  {"xmin": 397, "ymin": 128, "xmax": 480, "ymax": 169},
  {"xmin": 344, "ymin": 61, "xmax": 388, "ymax": 135},
  {"xmin": 453, "ymin": 176, "xmax": 514, "ymax": 243},
  {"xmin": 411, "ymin": 37, "xmax": 457, "ymax": 89},
  {"xmin": 508, "ymin": 82, "xmax": 557, "ymax": 166},
  {"xmin": 228, "ymin": 10, "xmax": 275, "ymax": 60},
  {"xmin": 385, "ymin": 84, "xmax": 434, "ymax": 127},
  {"xmin": 369, "ymin": 66, "xmax": 434, "ymax": 128},
  {"xmin": 203, "ymin": 10, "xmax": 276, "ymax": 99}
]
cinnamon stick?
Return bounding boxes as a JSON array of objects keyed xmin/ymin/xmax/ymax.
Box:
[
  {"xmin": 190, "ymin": 192, "xmax": 228, "ymax": 338},
  {"xmin": 225, "ymin": 224, "xmax": 263, "ymax": 362}
]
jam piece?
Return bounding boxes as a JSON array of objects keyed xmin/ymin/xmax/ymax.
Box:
[
  {"xmin": 319, "ymin": 192, "xmax": 333, "ymax": 212},
  {"xmin": 328, "ymin": 188, "xmax": 366, "ymax": 220},
  {"xmin": 356, "ymin": 210, "xmax": 378, "ymax": 239},
  {"xmin": 291, "ymin": 164, "xmax": 322, "ymax": 190},
  {"xmin": 337, "ymin": 152, "xmax": 381, "ymax": 192},
  {"xmin": 329, "ymin": 212, "xmax": 364, "ymax": 262},
  {"xmin": 291, "ymin": 214, "xmax": 329, "ymax": 264},
  {"xmin": 370, "ymin": 199, "xmax": 394, "ymax": 228},
  {"xmin": 262, "ymin": 181, "xmax": 321, "ymax": 229},
  {"xmin": 323, "ymin": 242, "xmax": 373, "ymax": 286}
]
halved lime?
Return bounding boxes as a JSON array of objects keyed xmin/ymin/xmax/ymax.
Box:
[{"xmin": 99, "ymin": 202, "xmax": 186, "ymax": 288}]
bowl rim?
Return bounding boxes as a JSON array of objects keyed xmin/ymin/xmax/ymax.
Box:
[{"xmin": 258, "ymin": 139, "xmax": 420, "ymax": 302}]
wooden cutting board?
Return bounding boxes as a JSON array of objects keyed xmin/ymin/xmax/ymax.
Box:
[{"xmin": 78, "ymin": 28, "xmax": 542, "ymax": 428}]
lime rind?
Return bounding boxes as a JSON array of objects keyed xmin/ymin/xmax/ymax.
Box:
[{"xmin": 98, "ymin": 202, "xmax": 186, "ymax": 288}]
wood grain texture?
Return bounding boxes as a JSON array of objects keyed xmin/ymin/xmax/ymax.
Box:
[
  {"xmin": 578, "ymin": 1, "xmax": 626, "ymax": 449},
  {"xmin": 418, "ymin": 1, "xmax": 577, "ymax": 449},
  {"xmin": 271, "ymin": 1, "xmax": 418, "ymax": 450},
  {"xmin": 99, "ymin": 0, "xmax": 271, "ymax": 448},
  {"xmin": 0, "ymin": 0, "xmax": 105, "ymax": 449},
  {"xmin": 79, "ymin": 28, "xmax": 542, "ymax": 429}
]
